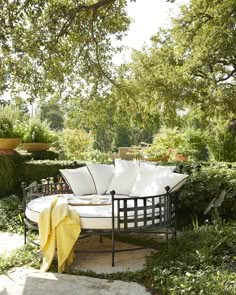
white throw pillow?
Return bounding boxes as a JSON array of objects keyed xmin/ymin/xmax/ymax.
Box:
[
  {"xmin": 155, "ymin": 165, "xmax": 177, "ymax": 174},
  {"xmin": 106, "ymin": 159, "xmax": 140, "ymax": 195},
  {"xmin": 129, "ymin": 162, "xmax": 157, "ymax": 197},
  {"xmin": 129, "ymin": 163, "xmax": 177, "ymax": 197},
  {"xmin": 60, "ymin": 167, "xmax": 96, "ymax": 196},
  {"xmin": 86, "ymin": 163, "xmax": 114, "ymax": 195},
  {"xmin": 141, "ymin": 172, "xmax": 189, "ymax": 197}
]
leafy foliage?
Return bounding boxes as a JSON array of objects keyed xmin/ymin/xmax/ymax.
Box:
[
  {"xmin": 0, "ymin": 155, "xmax": 23, "ymax": 197},
  {"xmin": 21, "ymin": 116, "xmax": 56, "ymax": 143},
  {"xmin": 0, "ymin": 244, "xmax": 40, "ymax": 273},
  {"xmin": 144, "ymin": 126, "xmax": 207, "ymax": 161},
  {"xmin": 206, "ymin": 118, "xmax": 236, "ymax": 162},
  {"xmin": 22, "ymin": 160, "xmax": 84, "ymax": 186},
  {"xmin": 111, "ymin": 0, "xmax": 236, "ymax": 125},
  {"xmin": 40, "ymin": 99, "xmax": 64, "ymax": 130},
  {"xmin": 0, "ymin": 105, "xmax": 22, "ymax": 138},
  {"xmin": 61, "ymin": 128, "xmax": 94, "ymax": 160},
  {"xmin": 146, "ymin": 222, "xmax": 236, "ymax": 295},
  {"xmin": 178, "ymin": 163, "xmax": 236, "ymax": 220},
  {"xmin": 0, "ymin": 0, "xmax": 130, "ymax": 100},
  {"xmin": 0, "ymin": 195, "xmax": 23, "ymax": 233}
]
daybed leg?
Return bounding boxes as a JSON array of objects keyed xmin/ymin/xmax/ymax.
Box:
[
  {"xmin": 21, "ymin": 182, "xmax": 27, "ymax": 245},
  {"xmin": 110, "ymin": 190, "xmax": 116, "ymax": 267},
  {"xmin": 166, "ymin": 226, "xmax": 169, "ymax": 242},
  {"xmin": 112, "ymin": 234, "xmax": 115, "ymax": 267},
  {"xmin": 100, "ymin": 235, "xmax": 103, "ymax": 243}
]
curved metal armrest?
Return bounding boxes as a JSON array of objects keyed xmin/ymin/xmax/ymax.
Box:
[{"xmin": 21, "ymin": 180, "xmax": 72, "ymax": 210}]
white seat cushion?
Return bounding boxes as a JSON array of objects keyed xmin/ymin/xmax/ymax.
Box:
[
  {"xmin": 106, "ymin": 159, "xmax": 140, "ymax": 195},
  {"xmin": 25, "ymin": 194, "xmax": 163, "ymax": 230},
  {"xmin": 141, "ymin": 172, "xmax": 189, "ymax": 197},
  {"xmin": 86, "ymin": 163, "xmax": 114, "ymax": 195},
  {"xmin": 130, "ymin": 163, "xmax": 177, "ymax": 197},
  {"xmin": 60, "ymin": 167, "xmax": 96, "ymax": 196}
]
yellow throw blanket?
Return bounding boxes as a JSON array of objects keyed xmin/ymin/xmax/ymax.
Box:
[{"xmin": 39, "ymin": 195, "xmax": 81, "ymax": 272}]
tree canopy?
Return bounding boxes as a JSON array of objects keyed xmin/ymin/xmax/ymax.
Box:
[
  {"xmin": 0, "ymin": 0, "xmax": 130, "ymax": 101},
  {"xmin": 113, "ymin": 0, "xmax": 236, "ymax": 122}
]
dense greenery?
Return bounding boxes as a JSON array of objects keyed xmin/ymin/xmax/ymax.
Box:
[
  {"xmin": 113, "ymin": 0, "xmax": 236, "ymax": 120},
  {"xmin": 0, "ymin": 0, "xmax": 130, "ymax": 101},
  {"xmin": 0, "ymin": 195, "xmax": 23, "ymax": 233},
  {"xmin": 0, "ymin": 155, "xmax": 84, "ymax": 197},
  {"xmin": 1, "ymin": 0, "xmax": 236, "ymax": 156},
  {"xmin": 144, "ymin": 222, "xmax": 236, "ymax": 295},
  {"xmin": 0, "ymin": 244, "xmax": 40, "ymax": 272},
  {"xmin": 178, "ymin": 162, "xmax": 236, "ymax": 223},
  {"xmin": 20, "ymin": 116, "xmax": 56, "ymax": 143},
  {"xmin": 0, "ymin": 155, "xmax": 23, "ymax": 196},
  {"xmin": 59, "ymin": 0, "xmax": 236, "ymax": 152},
  {"xmin": 0, "ymin": 105, "xmax": 22, "ymax": 138}
]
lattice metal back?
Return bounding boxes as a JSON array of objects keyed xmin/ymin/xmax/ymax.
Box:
[{"xmin": 114, "ymin": 193, "xmax": 176, "ymax": 231}]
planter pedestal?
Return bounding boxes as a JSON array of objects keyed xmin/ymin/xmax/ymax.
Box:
[{"xmin": 0, "ymin": 149, "xmax": 19, "ymax": 155}]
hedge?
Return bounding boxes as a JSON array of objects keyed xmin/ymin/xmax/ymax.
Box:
[
  {"xmin": 176, "ymin": 162, "xmax": 236, "ymax": 224},
  {"xmin": 22, "ymin": 160, "xmax": 84, "ymax": 187},
  {"xmin": 0, "ymin": 155, "xmax": 23, "ymax": 196},
  {"xmin": 0, "ymin": 154, "xmax": 84, "ymax": 197}
]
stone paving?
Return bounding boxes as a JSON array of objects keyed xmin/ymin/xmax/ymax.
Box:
[{"xmin": 0, "ymin": 232, "xmax": 153, "ymax": 294}]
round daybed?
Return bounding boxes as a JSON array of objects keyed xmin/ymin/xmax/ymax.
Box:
[
  {"xmin": 25, "ymin": 194, "xmax": 167, "ymax": 231},
  {"xmin": 22, "ymin": 160, "xmax": 188, "ymax": 266}
]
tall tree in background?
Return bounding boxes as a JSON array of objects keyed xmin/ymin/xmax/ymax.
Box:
[
  {"xmin": 114, "ymin": 0, "xmax": 236, "ymax": 123},
  {"xmin": 172, "ymin": 0, "xmax": 236, "ymax": 114},
  {"xmin": 0, "ymin": 0, "xmax": 130, "ymax": 103}
]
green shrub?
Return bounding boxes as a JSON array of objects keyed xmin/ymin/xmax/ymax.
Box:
[
  {"xmin": 20, "ymin": 115, "xmax": 56, "ymax": 143},
  {"xmin": 0, "ymin": 105, "xmax": 22, "ymax": 138},
  {"xmin": 0, "ymin": 156, "xmax": 85, "ymax": 197},
  {"xmin": 177, "ymin": 163, "xmax": 236, "ymax": 222},
  {"xmin": 61, "ymin": 128, "xmax": 94, "ymax": 160},
  {"xmin": 80, "ymin": 149, "xmax": 113, "ymax": 164},
  {"xmin": 0, "ymin": 195, "xmax": 23, "ymax": 233},
  {"xmin": 206, "ymin": 118, "xmax": 236, "ymax": 162},
  {"xmin": 145, "ymin": 126, "xmax": 207, "ymax": 161},
  {"xmin": 22, "ymin": 160, "xmax": 85, "ymax": 186},
  {"xmin": 18, "ymin": 150, "xmax": 59, "ymax": 161},
  {"xmin": 0, "ymin": 155, "xmax": 23, "ymax": 197},
  {"xmin": 147, "ymin": 222, "xmax": 236, "ymax": 295}
]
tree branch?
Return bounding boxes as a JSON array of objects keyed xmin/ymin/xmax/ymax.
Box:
[
  {"xmin": 56, "ymin": 0, "xmax": 116, "ymax": 40},
  {"xmin": 216, "ymin": 69, "xmax": 236, "ymax": 83}
]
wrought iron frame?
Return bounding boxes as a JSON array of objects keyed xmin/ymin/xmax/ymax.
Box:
[{"xmin": 22, "ymin": 179, "xmax": 177, "ymax": 267}]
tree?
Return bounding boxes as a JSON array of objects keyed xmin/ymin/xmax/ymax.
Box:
[
  {"xmin": 169, "ymin": 0, "xmax": 236, "ymax": 114},
  {"xmin": 40, "ymin": 97, "xmax": 64, "ymax": 130},
  {"xmin": 113, "ymin": 0, "xmax": 236, "ymax": 121},
  {"xmin": 0, "ymin": 0, "xmax": 131, "ymax": 102}
]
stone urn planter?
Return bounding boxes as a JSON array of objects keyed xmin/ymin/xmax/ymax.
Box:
[
  {"xmin": 22, "ymin": 143, "xmax": 50, "ymax": 152},
  {"xmin": 0, "ymin": 138, "xmax": 22, "ymax": 150}
]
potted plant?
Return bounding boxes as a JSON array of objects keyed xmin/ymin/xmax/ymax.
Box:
[
  {"xmin": 0, "ymin": 105, "xmax": 22, "ymax": 153},
  {"xmin": 144, "ymin": 127, "xmax": 184, "ymax": 162},
  {"xmin": 21, "ymin": 116, "xmax": 55, "ymax": 152}
]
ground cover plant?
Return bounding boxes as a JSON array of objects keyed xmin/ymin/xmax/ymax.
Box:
[{"xmin": 0, "ymin": 195, "xmax": 23, "ymax": 234}]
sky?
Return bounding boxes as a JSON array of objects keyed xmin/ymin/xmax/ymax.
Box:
[{"xmin": 114, "ymin": 0, "xmax": 189, "ymax": 64}]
